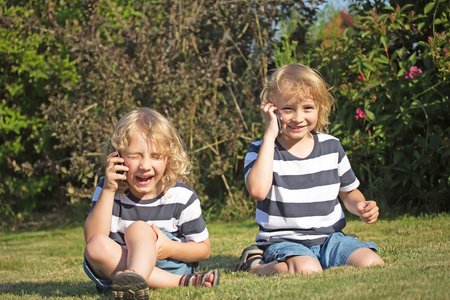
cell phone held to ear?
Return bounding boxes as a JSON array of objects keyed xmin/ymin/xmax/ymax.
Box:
[
  {"xmin": 108, "ymin": 142, "xmax": 127, "ymax": 178},
  {"xmin": 265, "ymin": 96, "xmax": 282, "ymax": 135},
  {"xmin": 274, "ymin": 110, "xmax": 283, "ymax": 134}
]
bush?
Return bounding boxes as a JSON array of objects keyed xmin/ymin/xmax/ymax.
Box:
[
  {"xmin": 0, "ymin": 0, "xmax": 323, "ymax": 225},
  {"xmin": 277, "ymin": 0, "xmax": 449, "ymax": 213}
]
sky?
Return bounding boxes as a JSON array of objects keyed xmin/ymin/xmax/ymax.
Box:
[{"xmin": 317, "ymin": 0, "xmax": 351, "ymax": 12}]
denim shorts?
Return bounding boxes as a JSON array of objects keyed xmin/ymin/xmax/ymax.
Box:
[
  {"xmin": 263, "ymin": 232, "xmax": 378, "ymax": 269},
  {"xmin": 83, "ymin": 230, "xmax": 198, "ymax": 290}
]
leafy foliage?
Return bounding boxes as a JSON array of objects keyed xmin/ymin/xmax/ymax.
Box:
[
  {"xmin": 1, "ymin": 0, "xmax": 447, "ymax": 226},
  {"xmin": 277, "ymin": 0, "xmax": 449, "ymax": 212},
  {"xmin": 0, "ymin": 0, "xmax": 323, "ymax": 225}
]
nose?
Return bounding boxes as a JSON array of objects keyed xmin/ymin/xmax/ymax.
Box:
[
  {"xmin": 292, "ymin": 111, "xmax": 305, "ymax": 123},
  {"xmin": 139, "ymin": 156, "xmax": 153, "ymax": 171}
]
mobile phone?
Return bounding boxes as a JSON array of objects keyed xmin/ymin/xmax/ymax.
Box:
[
  {"xmin": 274, "ymin": 110, "xmax": 283, "ymax": 134},
  {"xmin": 108, "ymin": 142, "xmax": 127, "ymax": 178}
]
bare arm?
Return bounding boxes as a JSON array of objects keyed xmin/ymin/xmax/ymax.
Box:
[
  {"xmin": 246, "ymin": 103, "xmax": 279, "ymax": 200},
  {"xmin": 339, "ymin": 189, "xmax": 380, "ymax": 224},
  {"xmin": 84, "ymin": 152, "xmax": 128, "ymax": 242},
  {"xmin": 152, "ymin": 225, "xmax": 211, "ymax": 262}
]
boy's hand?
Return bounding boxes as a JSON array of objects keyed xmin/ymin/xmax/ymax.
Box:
[
  {"xmin": 260, "ymin": 102, "xmax": 280, "ymax": 140},
  {"xmin": 152, "ymin": 224, "xmax": 174, "ymax": 260},
  {"xmin": 104, "ymin": 151, "xmax": 128, "ymax": 192},
  {"xmin": 357, "ymin": 201, "xmax": 379, "ymax": 224}
]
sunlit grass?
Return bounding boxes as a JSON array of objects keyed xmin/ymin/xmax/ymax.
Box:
[{"xmin": 0, "ymin": 214, "xmax": 449, "ymax": 299}]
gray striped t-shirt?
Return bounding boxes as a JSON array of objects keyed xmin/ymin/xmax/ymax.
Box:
[
  {"xmin": 244, "ymin": 132, "xmax": 359, "ymax": 247},
  {"xmin": 90, "ymin": 179, "xmax": 209, "ymax": 245}
]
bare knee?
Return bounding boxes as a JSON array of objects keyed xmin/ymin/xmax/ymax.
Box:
[
  {"xmin": 347, "ymin": 248, "xmax": 384, "ymax": 268},
  {"xmin": 85, "ymin": 234, "xmax": 114, "ymax": 261},
  {"xmin": 125, "ymin": 221, "xmax": 155, "ymax": 236},
  {"xmin": 286, "ymin": 256, "xmax": 323, "ymax": 275},
  {"xmin": 123, "ymin": 221, "xmax": 157, "ymax": 247}
]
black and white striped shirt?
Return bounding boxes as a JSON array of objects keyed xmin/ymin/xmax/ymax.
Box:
[
  {"xmin": 91, "ymin": 179, "xmax": 209, "ymax": 245},
  {"xmin": 244, "ymin": 132, "xmax": 359, "ymax": 246}
]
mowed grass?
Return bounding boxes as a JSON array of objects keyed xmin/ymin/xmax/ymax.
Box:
[{"xmin": 0, "ymin": 214, "xmax": 449, "ymax": 299}]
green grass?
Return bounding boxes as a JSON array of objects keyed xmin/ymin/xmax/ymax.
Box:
[{"xmin": 0, "ymin": 214, "xmax": 449, "ymax": 299}]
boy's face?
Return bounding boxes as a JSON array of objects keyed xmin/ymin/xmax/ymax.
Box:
[
  {"xmin": 122, "ymin": 129, "xmax": 168, "ymax": 199},
  {"xmin": 275, "ymin": 92, "xmax": 318, "ymax": 142}
]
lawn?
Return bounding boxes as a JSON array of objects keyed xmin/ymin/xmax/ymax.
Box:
[{"xmin": 0, "ymin": 214, "xmax": 449, "ymax": 299}]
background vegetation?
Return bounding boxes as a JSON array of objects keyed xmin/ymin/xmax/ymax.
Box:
[{"xmin": 0, "ymin": 0, "xmax": 448, "ymax": 228}]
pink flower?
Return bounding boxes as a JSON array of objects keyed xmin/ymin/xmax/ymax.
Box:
[
  {"xmin": 405, "ymin": 66, "xmax": 423, "ymax": 79},
  {"xmin": 357, "ymin": 75, "xmax": 363, "ymax": 81},
  {"xmin": 355, "ymin": 108, "xmax": 366, "ymax": 120}
]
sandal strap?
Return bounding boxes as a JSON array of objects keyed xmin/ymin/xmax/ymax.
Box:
[
  {"xmin": 241, "ymin": 256, "xmax": 263, "ymax": 271},
  {"xmin": 179, "ymin": 274, "xmax": 194, "ymax": 287},
  {"xmin": 236, "ymin": 244, "xmax": 265, "ymax": 272},
  {"xmin": 179, "ymin": 269, "xmax": 220, "ymax": 287}
]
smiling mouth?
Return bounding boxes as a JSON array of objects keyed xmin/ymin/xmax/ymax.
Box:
[
  {"xmin": 136, "ymin": 175, "xmax": 152, "ymax": 184},
  {"xmin": 289, "ymin": 124, "xmax": 306, "ymax": 130}
]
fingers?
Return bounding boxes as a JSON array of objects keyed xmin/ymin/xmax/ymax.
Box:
[
  {"xmin": 360, "ymin": 201, "xmax": 379, "ymax": 224},
  {"xmin": 260, "ymin": 102, "xmax": 276, "ymax": 113},
  {"xmin": 260, "ymin": 102, "xmax": 280, "ymax": 137},
  {"xmin": 105, "ymin": 152, "xmax": 128, "ymax": 184},
  {"xmin": 151, "ymin": 224, "xmax": 161, "ymax": 240}
]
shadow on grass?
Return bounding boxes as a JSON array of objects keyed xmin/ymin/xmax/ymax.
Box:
[
  {"xmin": 0, "ymin": 255, "xmax": 239, "ymax": 298},
  {"xmin": 199, "ymin": 254, "xmax": 240, "ymax": 273},
  {"xmin": 0, "ymin": 281, "xmax": 100, "ymax": 298}
]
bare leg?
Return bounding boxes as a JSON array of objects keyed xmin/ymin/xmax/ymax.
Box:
[
  {"xmin": 122, "ymin": 221, "xmax": 157, "ymax": 280},
  {"xmin": 250, "ymin": 255, "xmax": 322, "ymax": 275},
  {"xmin": 347, "ymin": 248, "xmax": 384, "ymax": 267},
  {"xmin": 84, "ymin": 234, "xmax": 127, "ymax": 280},
  {"xmin": 85, "ymin": 221, "xmax": 159, "ymax": 283},
  {"xmin": 85, "ymin": 221, "xmax": 217, "ymax": 288}
]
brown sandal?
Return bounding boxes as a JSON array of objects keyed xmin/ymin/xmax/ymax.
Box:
[{"xmin": 179, "ymin": 269, "xmax": 220, "ymax": 287}]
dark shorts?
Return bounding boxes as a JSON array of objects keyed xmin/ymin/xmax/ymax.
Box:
[{"xmin": 263, "ymin": 232, "xmax": 378, "ymax": 269}]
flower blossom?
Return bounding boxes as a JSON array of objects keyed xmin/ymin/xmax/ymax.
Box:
[
  {"xmin": 355, "ymin": 108, "xmax": 366, "ymax": 120},
  {"xmin": 405, "ymin": 66, "xmax": 423, "ymax": 79}
]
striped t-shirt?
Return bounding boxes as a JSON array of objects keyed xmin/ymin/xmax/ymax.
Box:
[
  {"xmin": 90, "ymin": 178, "xmax": 209, "ymax": 245},
  {"xmin": 244, "ymin": 132, "xmax": 360, "ymax": 247}
]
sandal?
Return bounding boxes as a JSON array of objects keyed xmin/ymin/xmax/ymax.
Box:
[
  {"xmin": 179, "ymin": 269, "xmax": 220, "ymax": 287},
  {"xmin": 111, "ymin": 271, "xmax": 149, "ymax": 300},
  {"xmin": 236, "ymin": 244, "xmax": 265, "ymax": 272}
]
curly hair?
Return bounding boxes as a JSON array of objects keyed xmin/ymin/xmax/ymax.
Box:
[
  {"xmin": 104, "ymin": 107, "xmax": 190, "ymax": 194},
  {"xmin": 260, "ymin": 63, "xmax": 334, "ymax": 132}
]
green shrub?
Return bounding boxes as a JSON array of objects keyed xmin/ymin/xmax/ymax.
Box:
[
  {"xmin": 0, "ymin": 0, "xmax": 323, "ymax": 225},
  {"xmin": 276, "ymin": 0, "xmax": 449, "ymax": 213}
]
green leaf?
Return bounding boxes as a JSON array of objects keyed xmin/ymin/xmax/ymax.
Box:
[
  {"xmin": 412, "ymin": 175, "xmax": 422, "ymax": 188},
  {"xmin": 374, "ymin": 55, "xmax": 389, "ymax": 64},
  {"xmin": 408, "ymin": 52, "xmax": 417, "ymax": 64},
  {"xmin": 365, "ymin": 109, "xmax": 375, "ymax": 121},
  {"xmin": 424, "ymin": 2, "xmax": 436, "ymax": 14},
  {"xmin": 393, "ymin": 151, "xmax": 402, "ymax": 166},
  {"xmin": 383, "ymin": 6, "xmax": 396, "ymax": 13},
  {"xmin": 380, "ymin": 36, "xmax": 388, "ymax": 48},
  {"xmin": 401, "ymin": 4, "xmax": 415, "ymax": 13},
  {"xmin": 362, "ymin": 61, "xmax": 374, "ymax": 71},
  {"xmin": 363, "ymin": 81, "xmax": 381, "ymax": 92},
  {"xmin": 418, "ymin": 22, "xmax": 425, "ymax": 31}
]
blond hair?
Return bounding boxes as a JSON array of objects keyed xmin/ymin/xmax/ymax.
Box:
[
  {"xmin": 105, "ymin": 107, "xmax": 190, "ymax": 194},
  {"xmin": 260, "ymin": 64, "xmax": 334, "ymax": 132}
]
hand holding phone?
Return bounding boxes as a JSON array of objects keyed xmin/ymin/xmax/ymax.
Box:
[
  {"xmin": 108, "ymin": 142, "xmax": 127, "ymax": 179},
  {"xmin": 274, "ymin": 110, "xmax": 283, "ymax": 135},
  {"xmin": 266, "ymin": 96, "xmax": 283, "ymax": 135}
]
